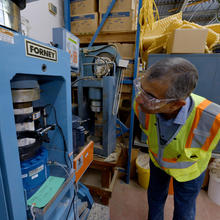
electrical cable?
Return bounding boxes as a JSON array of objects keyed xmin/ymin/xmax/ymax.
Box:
[
  {"xmin": 48, "ymin": 161, "xmax": 77, "ymax": 220},
  {"xmin": 30, "ymin": 204, "xmax": 36, "ymax": 220},
  {"xmin": 51, "ymin": 106, "xmax": 72, "ymax": 168},
  {"xmin": 66, "ymin": 188, "xmax": 77, "ymax": 220},
  {"xmin": 50, "ymin": 161, "xmax": 70, "ymax": 177},
  {"xmin": 84, "ymin": 44, "xmax": 118, "ymax": 62},
  {"xmin": 71, "ymin": 76, "xmax": 96, "ymax": 87},
  {"xmin": 84, "ymin": 54, "xmax": 109, "ymax": 76},
  {"xmin": 45, "ymin": 104, "xmax": 72, "ymax": 168},
  {"xmin": 84, "ymin": 44, "xmax": 118, "ymax": 54}
]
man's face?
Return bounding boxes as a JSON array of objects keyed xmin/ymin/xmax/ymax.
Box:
[{"xmin": 135, "ymin": 75, "xmax": 183, "ymax": 114}]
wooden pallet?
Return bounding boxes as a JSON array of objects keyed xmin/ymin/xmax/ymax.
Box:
[
  {"xmin": 90, "ymin": 150, "xmax": 121, "ymax": 188},
  {"xmin": 80, "ymin": 149, "xmax": 121, "ymax": 205},
  {"xmin": 76, "ymin": 31, "xmax": 136, "ymax": 44},
  {"xmin": 81, "ymin": 168, "xmax": 119, "ymax": 205}
]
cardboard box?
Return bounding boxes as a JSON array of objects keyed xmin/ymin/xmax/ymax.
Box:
[
  {"xmin": 100, "ymin": 11, "xmax": 137, "ymax": 33},
  {"xmin": 122, "ymin": 59, "xmax": 135, "ymax": 77},
  {"xmin": 167, "ymin": 28, "xmax": 208, "ymax": 54},
  {"xmin": 121, "ymin": 57, "xmax": 140, "ymax": 77},
  {"xmin": 121, "ymin": 84, "xmax": 132, "ymax": 94},
  {"xmin": 99, "ymin": 0, "xmax": 137, "ymax": 12},
  {"xmin": 71, "ymin": 13, "xmax": 98, "ymax": 35},
  {"xmin": 70, "ymin": 0, "xmax": 97, "ymax": 15},
  {"xmin": 114, "ymin": 43, "xmax": 135, "ymax": 59}
]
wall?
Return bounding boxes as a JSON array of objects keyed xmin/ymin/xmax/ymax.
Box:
[{"xmin": 21, "ymin": 0, "xmax": 64, "ymax": 44}]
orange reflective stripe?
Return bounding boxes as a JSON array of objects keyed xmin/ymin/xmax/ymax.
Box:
[
  {"xmin": 145, "ymin": 114, "xmax": 150, "ymax": 130},
  {"xmin": 202, "ymin": 113, "xmax": 220, "ymax": 151},
  {"xmin": 135, "ymin": 102, "xmax": 139, "ymax": 119},
  {"xmin": 185, "ymin": 100, "xmax": 212, "ymax": 148},
  {"xmin": 163, "ymin": 157, "xmax": 177, "ymax": 163},
  {"xmin": 149, "ymin": 149, "xmax": 157, "ymax": 157},
  {"xmin": 149, "ymin": 149, "xmax": 177, "ymax": 163}
]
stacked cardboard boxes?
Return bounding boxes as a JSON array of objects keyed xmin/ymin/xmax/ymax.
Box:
[
  {"xmin": 71, "ymin": 0, "xmax": 138, "ymax": 35},
  {"xmin": 99, "ymin": 0, "xmax": 138, "ymax": 33},
  {"xmin": 70, "ymin": 0, "xmax": 98, "ymax": 35}
]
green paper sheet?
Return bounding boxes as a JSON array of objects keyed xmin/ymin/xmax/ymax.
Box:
[{"xmin": 27, "ymin": 176, "xmax": 65, "ymax": 208}]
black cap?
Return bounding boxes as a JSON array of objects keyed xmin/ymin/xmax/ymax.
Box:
[{"xmin": 12, "ymin": 0, "xmax": 26, "ymax": 10}]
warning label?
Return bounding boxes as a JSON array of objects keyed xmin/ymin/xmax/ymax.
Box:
[{"xmin": 0, "ymin": 27, "xmax": 14, "ymax": 44}]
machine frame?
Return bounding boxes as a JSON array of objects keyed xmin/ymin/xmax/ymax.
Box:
[{"xmin": 0, "ymin": 26, "xmax": 74, "ymax": 220}]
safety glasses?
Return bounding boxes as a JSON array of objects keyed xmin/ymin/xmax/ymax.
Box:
[{"xmin": 133, "ymin": 77, "xmax": 177, "ymax": 110}]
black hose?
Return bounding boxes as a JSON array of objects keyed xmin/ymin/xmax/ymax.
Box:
[
  {"xmin": 71, "ymin": 76, "xmax": 96, "ymax": 87},
  {"xmin": 85, "ymin": 44, "xmax": 118, "ymax": 53}
]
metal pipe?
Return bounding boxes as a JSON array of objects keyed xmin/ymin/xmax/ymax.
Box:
[
  {"xmin": 126, "ymin": 0, "xmax": 142, "ymax": 184},
  {"xmin": 88, "ymin": 0, "xmax": 117, "ymax": 48}
]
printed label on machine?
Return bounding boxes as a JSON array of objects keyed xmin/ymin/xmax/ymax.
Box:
[
  {"xmin": 0, "ymin": 27, "xmax": 14, "ymax": 44},
  {"xmin": 22, "ymin": 174, "xmax": 28, "ymax": 179},
  {"xmin": 31, "ymin": 174, "xmax": 39, "ymax": 180},
  {"xmin": 29, "ymin": 165, "xmax": 44, "ymax": 177},
  {"xmin": 66, "ymin": 31, "xmax": 79, "ymax": 69},
  {"xmin": 25, "ymin": 39, "xmax": 58, "ymax": 62},
  {"xmin": 33, "ymin": 111, "xmax": 41, "ymax": 120}
]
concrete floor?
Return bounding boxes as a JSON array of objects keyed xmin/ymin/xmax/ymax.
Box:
[{"xmin": 109, "ymin": 179, "xmax": 220, "ymax": 220}]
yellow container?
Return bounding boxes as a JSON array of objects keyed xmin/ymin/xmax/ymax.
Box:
[{"xmin": 136, "ymin": 154, "xmax": 150, "ymax": 189}]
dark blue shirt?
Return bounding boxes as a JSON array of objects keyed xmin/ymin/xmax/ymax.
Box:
[{"xmin": 156, "ymin": 97, "xmax": 192, "ymax": 145}]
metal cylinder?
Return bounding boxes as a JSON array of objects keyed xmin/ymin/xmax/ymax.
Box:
[
  {"xmin": 0, "ymin": 0, "xmax": 21, "ymax": 32},
  {"xmin": 91, "ymin": 100, "xmax": 101, "ymax": 112},
  {"xmin": 88, "ymin": 87, "xmax": 102, "ymax": 100},
  {"xmin": 12, "ymin": 87, "xmax": 40, "ymax": 103},
  {"xmin": 11, "ymin": 79, "xmax": 40, "ymax": 160},
  {"xmin": 14, "ymin": 103, "xmax": 36, "ymax": 148}
]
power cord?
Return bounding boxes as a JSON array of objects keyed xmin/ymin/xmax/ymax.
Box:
[
  {"xmin": 50, "ymin": 105, "xmax": 72, "ymax": 168},
  {"xmin": 71, "ymin": 76, "xmax": 96, "ymax": 87},
  {"xmin": 48, "ymin": 161, "xmax": 77, "ymax": 220},
  {"xmin": 43, "ymin": 104, "xmax": 72, "ymax": 168},
  {"xmin": 30, "ymin": 203, "xmax": 36, "ymax": 220},
  {"xmin": 48, "ymin": 160, "xmax": 71, "ymax": 177},
  {"xmin": 66, "ymin": 187, "xmax": 77, "ymax": 220},
  {"xmin": 83, "ymin": 44, "xmax": 118, "ymax": 54}
]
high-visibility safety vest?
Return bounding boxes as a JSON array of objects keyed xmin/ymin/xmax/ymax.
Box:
[{"xmin": 134, "ymin": 93, "xmax": 220, "ymax": 182}]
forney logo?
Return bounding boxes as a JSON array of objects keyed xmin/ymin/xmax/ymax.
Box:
[{"xmin": 25, "ymin": 39, "xmax": 57, "ymax": 62}]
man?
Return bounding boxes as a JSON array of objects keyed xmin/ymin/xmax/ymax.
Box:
[{"xmin": 133, "ymin": 57, "xmax": 220, "ymax": 220}]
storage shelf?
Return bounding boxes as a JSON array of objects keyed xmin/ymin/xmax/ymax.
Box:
[{"xmin": 76, "ymin": 31, "xmax": 136, "ymax": 44}]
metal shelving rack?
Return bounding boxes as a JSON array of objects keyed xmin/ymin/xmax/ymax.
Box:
[
  {"xmin": 64, "ymin": 0, "xmax": 220, "ymax": 185},
  {"xmin": 64, "ymin": 0, "xmax": 142, "ymax": 184},
  {"xmin": 125, "ymin": 0, "xmax": 142, "ymax": 184}
]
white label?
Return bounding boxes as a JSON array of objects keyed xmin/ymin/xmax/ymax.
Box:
[
  {"xmin": 131, "ymin": 0, "xmax": 135, "ymax": 10},
  {"xmin": 0, "ymin": 27, "xmax": 14, "ymax": 44},
  {"xmin": 66, "ymin": 31, "xmax": 79, "ymax": 69},
  {"xmin": 119, "ymin": 59, "xmax": 129, "ymax": 68},
  {"xmin": 31, "ymin": 174, "xmax": 39, "ymax": 180},
  {"xmin": 22, "ymin": 174, "xmax": 28, "ymax": 179},
  {"xmin": 33, "ymin": 111, "xmax": 41, "ymax": 120},
  {"xmin": 25, "ymin": 39, "xmax": 57, "ymax": 62},
  {"xmin": 29, "ymin": 165, "xmax": 44, "ymax": 177}
]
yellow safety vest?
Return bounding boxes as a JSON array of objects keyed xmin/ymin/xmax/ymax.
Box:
[{"xmin": 134, "ymin": 93, "xmax": 220, "ymax": 182}]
